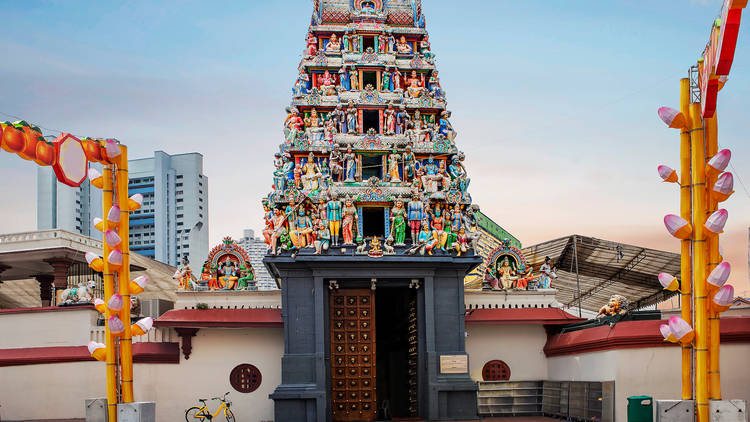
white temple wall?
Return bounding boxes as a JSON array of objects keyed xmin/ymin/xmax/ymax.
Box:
[
  {"xmin": 0, "ymin": 308, "xmax": 96, "ymax": 349},
  {"xmin": 547, "ymin": 344, "xmax": 750, "ymax": 422},
  {"xmin": 465, "ymin": 324, "xmax": 549, "ymax": 381}
]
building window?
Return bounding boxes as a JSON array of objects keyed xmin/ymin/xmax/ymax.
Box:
[
  {"xmin": 482, "ymin": 360, "xmax": 511, "ymax": 381},
  {"xmin": 176, "ymin": 191, "xmax": 183, "ymax": 195},
  {"xmin": 229, "ymin": 364, "xmax": 262, "ymax": 393}
]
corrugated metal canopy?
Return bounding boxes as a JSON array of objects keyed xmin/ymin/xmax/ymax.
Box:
[{"xmin": 522, "ymin": 235, "xmax": 681, "ymax": 312}]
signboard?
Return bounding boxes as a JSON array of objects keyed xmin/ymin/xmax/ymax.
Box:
[{"xmin": 439, "ymin": 355, "xmax": 468, "ymax": 374}]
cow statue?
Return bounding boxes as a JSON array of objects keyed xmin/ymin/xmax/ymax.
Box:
[{"xmin": 59, "ymin": 280, "xmax": 96, "ymax": 305}]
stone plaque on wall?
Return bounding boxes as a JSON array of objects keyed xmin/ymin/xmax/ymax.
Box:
[{"xmin": 439, "ymin": 355, "xmax": 468, "ymax": 374}]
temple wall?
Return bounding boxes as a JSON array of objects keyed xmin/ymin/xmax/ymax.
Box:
[
  {"xmin": 547, "ymin": 344, "xmax": 750, "ymax": 422},
  {"xmin": 466, "ymin": 324, "xmax": 548, "ymax": 382},
  {"xmin": 0, "ymin": 307, "xmax": 96, "ymax": 349}
]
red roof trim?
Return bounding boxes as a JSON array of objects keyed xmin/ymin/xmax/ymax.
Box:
[
  {"xmin": 0, "ymin": 343, "xmax": 179, "ymax": 367},
  {"xmin": 155, "ymin": 308, "xmax": 283, "ymax": 328},
  {"xmin": 0, "ymin": 305, "xmax": 95, "ymax": 314},
  {"xmin": 544, "ymin": 317, "xmax": 750, "ymax": 357},
  {"xmin": 465, "ymin": 308, "xmax": 585, "ymax": 325}
]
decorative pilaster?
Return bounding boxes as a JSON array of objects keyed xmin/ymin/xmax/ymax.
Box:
[{"xmin": 175, "ymin": 328, "xmax": 199, "ymax": 360}]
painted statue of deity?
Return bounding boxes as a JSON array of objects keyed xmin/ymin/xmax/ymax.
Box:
[
  {"xmin": 393, "ymin": 104, "xmax": 405, "ymax": 135},
  {"xmin": 319, "ymin": 70, "xmax": 337, "ymax": 96},
  {"xmin": 326, "ymin": 33, "xmax": 342, "ymax": 53},
  {"xmin": 319, "ymin": 158, "xmax": 331, "ymax": 189},
  {"xmin": 454, "ymin": 227, "xmax": 468, "ymax": 256},
  {"xmin": 538, "ymin": 256, "xmax": 557, "ymax": 289},
  {"xmin": 385, "ymin": 104, "xmax": 396, "ymax": 135},
  {"xmin": 305, "ymin": 108, "xmax": 325, "ymax": 142},
  {"xmin": 449, "ymin": 204, "xmax": 463, "ymax": 246},
  {"xmin": 295, "ymin": 208, "xmax": 314, "ymax": 248},
  {"xmin": 326, "ymin": 194, "xmax": 343, "ymax": 246},
  {"xmin": 420, "ymin": 155, "xmax": 441, "ymax": 193},
  {"xmin": 390, "ymin": 199, "xmax": 407, "ymax": 246},
  {"xmin": 430, "ymin": 205, "xmax": 448, "ymax": 251},
  {"xmin": 284, "ymin": 108, "xmax": 304, "ymax": 143},
  {"xmin": 449, "ymin": 155, "xmax": 470, "ymax": 197},
  {"xmin": 305, "ymin": 32, "xmax": 318, "ymax": 56},
  {"xmin": 219, "ymin": 260, "xmax": 239, "ymax": 290},
  {"xmin": 381, "ymin": 68, "xmax": 391, "ymax": 92},
  {"xmin": 329, "ymin": 149, "xmax": 344, "ymax": 182},
  {"xmin": 393, "ymin": 68, "xmax": 402, "ymax": 91},
  {"xmin": 439, "ymin": 110, "xmax": 455, "ymax": 141},
  {"xmin": 338, "ymin": 67, "xmax": 350, "ymax": 92},
  {"xmin": 420, "ymin": 34, "xmax": 435, "ymax": 62},
  {"xmin": 323, "ymin": 118, "xmax": 336, "ymax": 148},
  {"xmin": 402, "ymin": 145, "xmax": 417, "ymax": 182},
  {"xmin": 396, "ymin": 35, "xmax": 412, "ymax": 54},
  {"xmin": 301, "ymin": 152, "xmax": 322, "ymax": 191},
  {"xmin": 497, "ymin": 257, "xmax": 517, "ymax": 290},
  {"xmin": 200, "ymin": 261, "xmax": 219, "ymax": 290},
  {"xmin": 378, "ymin": 32, "xmax": 387, "ymax": 54},
  {"xmin": 341, "ymin": 198, "xmax": 358, "ymax": 245},
  {"xmin": 419, "ymin": 221, "xmax": 438, "ymax": 255},
  {"xmin": 407, "ymin": 194, "xmax": 425, "ymax": 244},
  {"xmin": 292, "ymin": 69, "xmax": 310, "ymax": 97},
  {"xmin": 387, "ymin": 149, "xmax": 401, "ymax": 182},
  {"xmin": 350, "ymin": 67, "xmax": 359, "ymax": 91},
  {"xmin": 429, "ymin": 70, "xmax": 443, "ymax": 99},
  {"xmin": 342, "ymin": 30, "xmax": 351, "ymax": 52},
  {"xmin": 331, "ymin": 103, "xmax": 346, "ymax": 134},
  {"xmin": 273, "ymin": 153, "xmax": 293, "ymax": 194},
  {"xmin": 174, "ymin": 256, "xmax": 194, "ymax": 290},
  {"xmin": 344, "ymin": 147, "xmax": 357, "ymax": 182},
  {"xmin": 437, "ymin": 160, "xmax": 451, "ymax": 191},
  {"xmin": 406, "ymin": 70, "xmax": 424, "ymax": 98},
  {"xmin": 387, "ymin": 30, "xmax": 395, "ymax": 53},
  {"xmin": 351, "ymin": 33, "xmax": 360, "ymax": 53},
  {"xmin": 263, "ymin": 202, "xmax": 275, "ymax": 248},
  {"xmin": 236, "ymin": 264, "xmax": 256, "ymax": 290},
  {"xmin": 346, "ymin": 103, "xmax": 357, "ymax": 133},
  {"xmin": 314, "ymin": 221, "xmax": 331, "ymax": 255}
]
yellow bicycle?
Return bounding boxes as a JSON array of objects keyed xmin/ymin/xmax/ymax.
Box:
[{"xmin": 185, "ymin": 392, "xmax": 235, "ymax": 422}]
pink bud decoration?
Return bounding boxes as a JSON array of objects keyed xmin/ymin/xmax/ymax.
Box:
[
  {"xmin": 706, "ymin": 149, "xmax": 731, "ymax": 178},
  {"xmin": 129, "ymin": 275, "xmax": 148, "ymax": 294},
  {"xmin": 107, "ymin": 249, "xmax": 123, "ymax": 269},
  {"xmin": 658, "ymin": 273, "xmax": 679, "ymax": 291},
  {"xmin": 94, "ymin": 298, "xmax": 106, "ymax": 314},
  {"xmin": 85, "ymin": 252, "xmax": 103, "ymax": 272},
  {"xmin": 104, "ymin": 230, "xmax": 122, "ymax": 247},
  {"xmin": 88, "ymin": 168, "xmax": 103, "ymax": 188},
  {"xmin": 664, "ymin": 214, "xmax": 692, "ymax": 239},
  {"xmin": 127, "ymin": 193, "xmax": 143, "ymax": 211},
  {"xmin": 132, "ymin": 317, "xmax": 153, "ymax": 336},
  {"xmin": 658, "ymin": 107, "xmax": 687, "ymax": 129},
  {"xmin": 658, "ymin": 165, "xmax": 678, "ymax": 183},
  {"xmin": 108, "ymin": 293, "xmax": 123, "ymax": 314},
  {"xmin": 660, "ymin": 324, "xmax": 677, "ymax": 343},
  {"xmin": 93, "ymin": 217, "xmax": 105, "ymax": 232},
  {"xmin": 104, "ymin": 139, "xmax": 121, "ymax": 160},
  {"xmin": 88, "ymin": 341, "xmax": 106, "ymax": 361},
  {"xmin": 712, "ymin": 172, "xmax": 734, "ymax": 202},
  {"xmin": 704, "ymin": 209, "xmax": 728, "ymax": 234},
  {"xmin": 108, "ymin": 316, "xmax": 124, "ymax": 336},
  {"xmin": 668, "ymin": 316, "xmax": 695, "ymax": 345},
  {"xmin": 714, "ymin": 284, "xmax": 734, "ymax": 306},
  {"xmin": 106, "ymin": 205, "xmax": 121, "ymax": 227},
  {"xmin": 708, "ymin": 262, "xmax": 731, "ymax": 288}
]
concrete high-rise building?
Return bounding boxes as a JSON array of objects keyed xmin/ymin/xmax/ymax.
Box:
[
  {"xmin": 37, "ymin": 151, "xmax": 208, "ymax": 267},
  {"xmin": 236, "ymin": 229, "xmax": 275, "ymax": 290}
]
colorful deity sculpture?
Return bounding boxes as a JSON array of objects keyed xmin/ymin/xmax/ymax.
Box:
[
  {"xmin": 390, "ymin": 199, "xmax": 407, "ymax": 246},
  {"xmin": 346, "ymin": 102, "xmax": 357, "ymax": 133},
  {"xmin": 218, "ymin": 260, "xmax": 239, "ymax": 290},
  {"xmin": 406, "ymin": 70, "xmax": 424, "ymax": 98},
  {"xmin": 319, "ymin": 71, "xmax": 337, "ymax": 96},
  {"xmin": 496, "ymin": 257, "xmax": 517, "ymax": 290},
  {"xmin": 402, "ymin": 145, "xmax": 417, "ymax": 182},
  {"xmin": 439, "ymin": 110, "xmax": 455, "ymax": 140},
  {"xmin": 295, "ymin": 208, "xmax": 314, "ymax": 248},
  {"xmin": 407, "ymin": 194, "xmax": 425, "ymax": 244},
  {"xmin": 305, "ymin": 32, "xmax": 318, "ymax": 56},
  {"xmin": 200, "ymin": 260, "xmax": 219, "ymax": 290},
  {"xmin": 385, "ymin": 104, "xmax": 396, "ymax": 135},
  {"xmin": 396, "ymin": 35, "xmax": 412, "ymax": 54},
  {"xmin": 387, "ymin": 149, "xmax": 401, "ymax": 182},
  {"xmin": 344, "ymin": 147, "xmax": 357, "ymax": 181},
  {"xmin": 341, "ymin": 197, "xmax": 358, "ymax": 245},
  {"xmin": 395, "ymin": 104, "xmax": 407, "ymax": 134},
  {"xmin": 430, "ymin": 205, "xmax": 449, "ymax": 251},
  {"xmin": 173, "ymin": 256, "xmax": 194, "ymax": 290},
  {"xmin": 301, "ymin": 152, "xmax": 322, "ymax": 191},
  {"xmin": 538, "ymin": 256, "xmax": 557, "ymax": 289},
  {"xmin": 342, "ymin": 30, "xmax": 351, "ymax": 52},
  {"xmin": 293, "ymin": 69, "xmax": 310, "ymax": 97},
  {"xmin": 314, "ymin": 221, "xmax": 331, "ymax": 254},
  {"xmin": 326, "ymin": 193, "xmax": 343, "ymax": 246},
  {"xmin": 338, "ymin": 67, "xmax": 350, "ymax": 92},
  {"xmin": 332, "ymin": 103, "xmax": 347, "ymax": 134},
  {"xmin": 326, "ymin": 33, "xmax": 342, "ymax": 53},
  {"xmin": 429, "ymin": 70, "xmax": 443, "ymax": 99},
  {"xmin": 349, "ymin": 67, "xmax": 359, "ymax": 91}
]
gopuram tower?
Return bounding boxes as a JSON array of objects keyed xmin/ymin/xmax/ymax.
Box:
[{"xmin": 263, "ymin": 1, "xmax": 481, "ymax": 420}]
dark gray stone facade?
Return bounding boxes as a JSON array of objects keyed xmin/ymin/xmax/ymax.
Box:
[{"xmin": 264, "ymin": 254, "xmax": 481, "ymax": 421}]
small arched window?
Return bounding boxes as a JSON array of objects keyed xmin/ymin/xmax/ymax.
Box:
[
  {"xmin": 482, "ymin": 360, "xmax": 511, "ymax": 381},
  {"xmin": 229, "ymin": 363, "xmax": 262, "ymax": 393}
]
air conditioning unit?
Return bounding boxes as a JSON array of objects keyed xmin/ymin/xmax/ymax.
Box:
[{"xmin": 136, "ymin": 299, "xmax": 174, "ymax": 319}]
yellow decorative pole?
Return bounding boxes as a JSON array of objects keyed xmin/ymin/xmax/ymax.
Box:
[
  {"xmin": 116, "ymin": 145, "xmax": 134, "ymax": 403},
  {"xmin": 704, "ymin": 114, "xmax": 721, "ymax": 400},
  {"xmin": 102, "ymin": 164, "xmax": 118, "ymax": 422},
  {"xmin": 678, "ymin": 78, "xmax": 693, "ymax": 400},
  {"xmin": 688, "ymin": 102, "xmax": 708, "ymax": 422}
]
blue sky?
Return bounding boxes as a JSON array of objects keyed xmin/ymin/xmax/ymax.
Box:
[{"xmin": 1, "ymin": 0, "xmax": 748, "ymax": 290}]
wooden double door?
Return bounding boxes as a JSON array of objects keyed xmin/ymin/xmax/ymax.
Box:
[{"xmin": 330, "ymin": 289, "xmax": 377, "ymax": 421}]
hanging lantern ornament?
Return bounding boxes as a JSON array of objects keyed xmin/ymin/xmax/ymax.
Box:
[
  {"xmin": 108, "ymin": 293, "xmax": 124, "ymax": 314},
  {"xmin": 668, "ymin": 316, "xmax": 695, "ymax": 345},
  {"xmin": 104, "ymin": 230, "xmax": 122, "ymax": 248},
  {"xmin": 88, "ymin": 341, "xmax": 107, "ymax": 361},
  {"xmin": 129, "ymin": 275, "xmax": 149, "ymax": 295},
  {"xmin": 94, "ymin": 298, "xmax": 106, "ymax": 314},
  {"xmin": 663, "ymin": 214, "xmax": 692, "ymax": 239},
  {"xmin": 704, "ymin": 209, "xmax": 728, "ymax": 234},
  {"xmin": 658, "ymin": 273, "xmax": 679, "ymax": 291},
  {"xmin": 712, "ymin": 284, "xmax": 735, "ymax": 313},
  {"xmin": 108, "ymin": 316, "xmax": 125, "ymax": 336},
  {"xmin": 657, "ymin": 165, "xmax": 678, "ymax": 183},
  {"xmin": 85, "ymin": 252, "xmax": 104, "ymax": 272},
  {"xmin": 93, "ymin": 217, "xmax": 105, "ymax": 232},
  {"xmin": 711, "ymin": 172, "xmax": 734, "ymax": 202},
  {"xmin": 660, "ymin": 324, "xmax": 677, "ymax": 343},
  {"xmin": 88, "ymin": 168, "xmax": 103, "ymax": 189},
  {"xmin": 106, "ymin": 205, "xmax": 121, "ymax": 228},
  {"xmin": 131, "ymin": 317, "xmax": 154, "ymax": 336},
  {"xmin": 127, "ymin": 194, "xmax": 143, "ymax": 212},
  {"xmin": 706, "ymin": 149, "xmax": 731, "ymax": 178},
  {"xmin": 107, "ymin": 249, "xmax": 123, "ymax": 270},
  {"xmin": 657, "ymin": 107, "xmax": 687, "ymax": 129},
  {"xmin": 707, "ymin": 262, "xmax": 731, "ymax": 289}
]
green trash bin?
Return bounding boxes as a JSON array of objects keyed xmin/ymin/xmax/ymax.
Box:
[{"xmin": 627, "ymin": 395, "xmax": 653, "ymax": 422}]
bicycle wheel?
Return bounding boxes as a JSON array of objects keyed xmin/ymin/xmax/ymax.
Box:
[
  {"xmin": 185, "ymin": 406, "xmax": 205, "ymax": 422},
  {"xmin": 224, "ymin": 408, "xmax": 235, "ymax": 422}
]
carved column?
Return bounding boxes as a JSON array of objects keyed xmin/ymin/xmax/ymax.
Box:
[
  {"xmin": 175, "ymin": 328, "xmax": 199, "ymax": 360},
  {"xmin": 36, "ymin": 274, "xmax": 54, "ymax": 307},
  {"xmin": 45, "ymin": 259, "xmax": 72, "ymax": 303}
]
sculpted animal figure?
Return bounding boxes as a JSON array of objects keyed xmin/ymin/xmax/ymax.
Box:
[{"xmin": 60, "ymin": 280, "xmax": 96, "ymax": 305}]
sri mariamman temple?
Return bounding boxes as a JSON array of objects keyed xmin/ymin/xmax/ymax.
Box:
[{"xmin": 0, "ymin": 1, "xmax": 748, "ymax": 422}]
